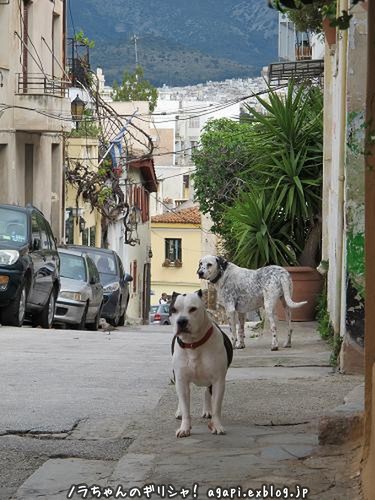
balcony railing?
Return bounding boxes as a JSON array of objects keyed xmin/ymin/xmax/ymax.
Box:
[
  {"xmin": 295, "ymin": 45, "xmax": 312, "ymax": 61},
  {"xmin": 16, "ymin": 73, "xmax": 69, "ymax": 97},
  {"xmin": 268, "ymin": 59, "xmax": 324, "ymax": 87}
]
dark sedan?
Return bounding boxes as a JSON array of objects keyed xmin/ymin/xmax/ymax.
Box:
[
  {"xmin": 67, "ymin": 245, "xmax": 132, "ymax": 326},
  {"xmin": 0, "ymin": 204, "xmax": 60, "ymax": 327}
]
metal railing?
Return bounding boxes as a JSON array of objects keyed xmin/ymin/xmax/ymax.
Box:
[
  {"xmin": 268, "ymin": 59, "xmax": 324, "ymax": 87},
  {"xmin": 16, "ymin": 73, "xmax": 69, "ymax": 97}
]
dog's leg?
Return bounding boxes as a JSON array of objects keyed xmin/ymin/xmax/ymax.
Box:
[
  {"xmin": 264, "ymin": 294, "xmax": 278, "ymax": 351},
  {"xmin": 175, "ymin": 379, "xmax": 191, "ymax": 438},
  {"xmin": 202, "ymin": 386, "xmax": 212, "ymax": 418},
  {"xmin": 208, "ymin": 379, "xmax": 226, "ymax": 435},
  {"xmin": 175, "ymin": 404, "xmax": 182, "ymax": 420},
  {"xmin": 228, "ymin": 309, "xmax": 238, "ymax": 348},
  {"xmin": 237, "ymin": 313, "xmax": 246, "ymax": 349},
  {"xmin": 281, "ymin": 297, "xmax": 292, "ymax": 348}
]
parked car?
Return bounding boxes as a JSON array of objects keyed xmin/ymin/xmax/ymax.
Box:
[
  {"xmin": 67, "ymin": 245, "xmax": 132, "ymax": 326},
  {"xmin": 0, "ymin": 204, "xmax": 60, "ymax": 328},
  {"xmin": 54, "ymin": 249, "xmax": 104, "ymax": 330},
  {"xmin": 149, "ymin": 303, "xmax": 170, "ymax": 325}
]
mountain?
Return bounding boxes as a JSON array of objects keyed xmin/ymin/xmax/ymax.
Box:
[{"xmin": 69, "ymin": 0, "xmax": 278, "ymax": 86}]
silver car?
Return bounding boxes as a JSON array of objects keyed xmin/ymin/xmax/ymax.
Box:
[
  {"xmin": 54, "ymin": 249, "xmax": 103, "ymax": 330},
  {"xmin": 149, "ymin": 304, "xmax": 171, "ymax": 325}
]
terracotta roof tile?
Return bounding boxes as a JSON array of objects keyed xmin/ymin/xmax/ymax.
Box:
[{"xmin": 151, "ymin": 206, "xmax": 201, "ymax": 225}]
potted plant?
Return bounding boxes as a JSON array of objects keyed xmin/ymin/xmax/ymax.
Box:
[{"xmin": 225, "ymin": 81, "xmax": 324, "ymax": 320}]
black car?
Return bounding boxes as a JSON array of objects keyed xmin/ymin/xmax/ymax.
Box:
[
  {"xmin": 0, "ymin": 204, "xmax": 60, "ymax": 327},
  {"xmin": 67, "ymin": 245, "xmax": 132, "ymax": 326}
]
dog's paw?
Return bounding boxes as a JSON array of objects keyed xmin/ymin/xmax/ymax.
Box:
[
  {"xmin": 201, "ymin": 411, "xmax": 212, "ymax": 419},
  {"xmin": 283, "ymin": 341, "xmax": 292, "ymax": 348},
  {"xmin": 208, "ymin": 420, "xmax": 226, "ymax": 435},
  {"xmin": 237, "ymin": 341, "xmax": 245, "ymax": 349},
  {"xmin": 176, "ymin": 426, "xmax": 191, "ymax": 438},
  {"xmin": 271, "ymin": 345, "xmax": 279, "ymax": 351}
]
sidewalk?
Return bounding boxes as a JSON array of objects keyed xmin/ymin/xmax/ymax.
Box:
[{"xmin": 14, "ymin": 323, "xmax": 364, "ymax": 500}]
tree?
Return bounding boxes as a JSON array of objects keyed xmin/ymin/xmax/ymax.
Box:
[
  {"xmin": 112, "ymin": 66, "xmax": 158, "ymax": 112},
  {"xmin": 192, "ymin": 119, "xmax": 255, "ymax": 238}
]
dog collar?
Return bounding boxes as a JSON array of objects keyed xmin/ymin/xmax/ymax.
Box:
[
  {"xmin": 210, "ymin": 270, "xmax": 222, "ymax": 284},
  {"xmin": 175, "ymin": 326, "xmax": 214, "ymax": 349}
]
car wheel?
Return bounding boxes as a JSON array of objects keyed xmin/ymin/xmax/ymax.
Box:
[
  {"xmin": 2, "ymin": 282, "xmax": 27, "ymax": 327},
  {"xmin": 74, "ymin": 302, "xmax": 88, "ymax": 331},
  {"xmin": 86, "ymin": 303, "xmax": 102, "ymax": 331},
  {"xmin": 33, "ymin": 289, "xmax": 55, "ymax": 329},
  {"xmin": 118, "ymin": 309, "xmax": 126, "ymax": 326}
]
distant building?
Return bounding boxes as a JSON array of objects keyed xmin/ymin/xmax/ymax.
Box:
[{"xmin": 151, "ymin": 206, "xmax": 203, "ymax": 303}]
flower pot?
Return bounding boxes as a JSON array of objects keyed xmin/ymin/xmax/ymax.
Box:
[
  {"xmin": 277, "ymin": 266, "xmax": 323, "ymax": 322},
  {"xmin": 322, "ymin": 17, "xmax": 336, "ymax": 46}
]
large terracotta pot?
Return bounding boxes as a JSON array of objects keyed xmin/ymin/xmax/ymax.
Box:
[
  {"xmin": 322, "ymin": 17, "xmax": 336, "ymax": 46},
  {"xmin": 277, "ymin": 266, "xmax": 323, "ymax": 322}
]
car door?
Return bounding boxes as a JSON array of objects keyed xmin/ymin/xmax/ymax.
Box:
[
  {"xmin": 36, "ymin": 214, "xmax": 56, "ymax": 301},
  {"xmin": 27, "ymin": 212, "xmax": 49, "ymax": 307},
  {"xmin": 86, "ymin": 256, "xmax": 103, "ymax": 320}
]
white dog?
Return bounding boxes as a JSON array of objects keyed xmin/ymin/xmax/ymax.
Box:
[
  {"xmin": 170, "ymin": 291, "xmax": 233, "ymax": 438},
  {"xmin": 197, "ymin": 256, "xmax": 307, "ymax": 351}
]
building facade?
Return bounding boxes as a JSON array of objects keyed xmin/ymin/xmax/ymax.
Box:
[{"xmin": 0, "ymin": 0, "xmax": 71, "ymax": 239}]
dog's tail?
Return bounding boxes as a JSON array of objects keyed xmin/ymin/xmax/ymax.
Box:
[{"xmin": 280, "ymin": 273, "xmax": 308, "ymax": 309}]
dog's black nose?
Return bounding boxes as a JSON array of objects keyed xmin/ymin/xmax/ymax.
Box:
[
  {"xmin": 177, "ymin": 317, "xmax": 188, "ymax": 329},
  {"xmin": 198, "ymin": 271, "xmax": 204, "ymax": 278}
]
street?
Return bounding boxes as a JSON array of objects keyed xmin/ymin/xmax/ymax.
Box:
[{"xmin": 0, "ymin": 323, "xmax": 364, "ymax": 500}]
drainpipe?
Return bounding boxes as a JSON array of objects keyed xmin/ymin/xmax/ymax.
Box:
[{"xmin": 334, "ymin": 0, "xmax": 348, "ymax": 340}]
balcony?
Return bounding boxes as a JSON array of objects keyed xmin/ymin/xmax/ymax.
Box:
[
  {"xmin": 268, "ymin": 59, "xmax": 324, "ymax": 87},
  {"xmin": 16, "ymin": 73, "xmax": 68, "ymax": 97},
  {"xmin": 67, "ymin": 38, "xmax": 91, "ymax": 88}
]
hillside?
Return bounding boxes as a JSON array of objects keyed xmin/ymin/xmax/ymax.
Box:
[{"xmin": 69, "ymin": 0, "xmax": 278, "ymax": 86}]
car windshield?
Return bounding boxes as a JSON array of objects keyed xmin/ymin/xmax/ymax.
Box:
[
  {"xmin": 0, "ymin": 208, "xmax": 28, "ymax": 247},
  {"xmin": 160, "ymin": 304, "xmax": 169, "ymax": 314},
  {"xmin": 150, "ymin": 305, "xmax": 158, "ymax": 313},
  {"xmin": 87, "ymin": 251, "xmax": 117, "ymax": 276},
  {"xmin": 60, "ymin": 253, "xmax": 87, "ymax": 281}
]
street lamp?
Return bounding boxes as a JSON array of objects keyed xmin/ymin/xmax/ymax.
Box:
[{"xmin": 71, "ymin": 94, "xmax": 86, "ymax": 130}]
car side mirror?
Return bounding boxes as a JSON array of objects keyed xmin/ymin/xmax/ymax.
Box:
[
  {"xmin": 33, "ymin": 238, "xmax": 41, "ymax": 251},
  {"xmin": 125, "ymin": 273, "xmax": 133, "ymax": 282}
]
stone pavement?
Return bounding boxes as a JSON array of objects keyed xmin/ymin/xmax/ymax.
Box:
[{"xmin": 13, "ymin": 322, "xmax": 364, "ymax": 500}]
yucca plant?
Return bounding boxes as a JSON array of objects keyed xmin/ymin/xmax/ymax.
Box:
[
  {"xmin": 230, "ymin": 81, "xmax": 323, "ymax": 268},
  {"xmin": 226, "ymin": 190, "xmax": 300, "ymax": 268}
]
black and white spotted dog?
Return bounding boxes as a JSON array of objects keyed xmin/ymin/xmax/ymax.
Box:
[{"xmin": 197, "ymin": 256, "xmax": 307, "ymax": 351}]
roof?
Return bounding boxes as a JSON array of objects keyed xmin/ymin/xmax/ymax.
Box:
[
  {"xmin": 130, "ymin": 158, "xmax": 158, "ymax": 193},
  {"xmin": 151, "ymin": 206, "xmax": 201, "ymax": 225}
]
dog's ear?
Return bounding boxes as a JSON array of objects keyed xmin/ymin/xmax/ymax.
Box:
[
  {"xmin": 196, "ymin": 289, "xmax": 203, "ymax": 299},
  {"xmin": 216, "ymin": 256, "xmax": 228, "ymax": 271},
  {"xmin": 169, "ymin": 292, "xmax": 180, "ymax": 315}
]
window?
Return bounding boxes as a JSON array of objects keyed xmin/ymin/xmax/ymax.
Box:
[
  {"xmin": 60, "ymin": 253, "xmax": 87, "ymax": 282},
  {"xmin": 37, "ymin": 215, "xmax": 52, "ymax": 250},
  {"xmin": 188, "ymin": 116, "xmax": 200, "ymax": 129},
  {"xmin": 165, "ymin": 238, "xmax": 182, "ymax": 263}
]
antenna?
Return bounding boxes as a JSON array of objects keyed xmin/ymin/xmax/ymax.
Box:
[{"xmin": 131, "ymin": 34, "xmax": 139, "ymax": 67}]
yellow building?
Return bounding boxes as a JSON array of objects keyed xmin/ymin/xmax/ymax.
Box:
[
  {"xmin": 65, "ymin": 137, "xmax": 102, "ymax": 247},
  {"xmin": 151, "ymin": 206, "xmax": 203, "ymax": 304}
]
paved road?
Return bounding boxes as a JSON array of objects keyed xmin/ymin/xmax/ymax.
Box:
[
  {"xmin": 0, "ymin": 324, "xmax": 174, "ymax": 499},
  {"xmin": 0, "ymin": 322, "xmax": 364, "ymax": 500}
]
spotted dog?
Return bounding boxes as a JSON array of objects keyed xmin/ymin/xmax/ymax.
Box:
[
  {"xmin": 197, "ymin": 255, "xmax": 307, "ymax": 350},
  {"xmin": 170, "ymin": 290, "xmax": 233, "ymax": 438}
]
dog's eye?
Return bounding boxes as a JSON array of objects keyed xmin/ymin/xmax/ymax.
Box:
[
  {"xmin": 207, "ymin": 263, "xmax": 212, "ymax": 268},
  {"xmin": 170, "ymin": 307, "xmax": 177, "ymax": 314},
  {"xmin": 189, "ymin": 307, "xmax": 197, "ymax": 313}
]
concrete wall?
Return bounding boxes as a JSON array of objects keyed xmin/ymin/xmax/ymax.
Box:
[
  {"xmin": 323, "ymin": 1, "xmax": 366, "ymax": 374},
  {"xmin": 0, "ymin": 0, "xmax": 70, "ymax": 240}
]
